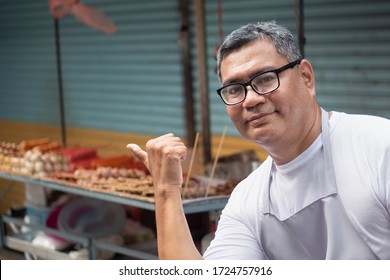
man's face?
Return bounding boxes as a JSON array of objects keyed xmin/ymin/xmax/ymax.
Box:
[{"xmin": 220, "ymin": 39, "xmax": 316, "ymax": 148}]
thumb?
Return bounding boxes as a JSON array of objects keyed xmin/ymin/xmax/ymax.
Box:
[{"xmin": 127, "ymin": 144, "xmax": 148, "ymax": 166}]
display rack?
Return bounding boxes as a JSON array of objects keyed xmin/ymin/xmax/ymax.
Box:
[{"xmin": 0, "ymin": 172, "xmax": 229, "ymax": 259}]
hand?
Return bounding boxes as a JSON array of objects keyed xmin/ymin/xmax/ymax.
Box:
[{"xmin": 127, "ymin": 133, "xmax": 187, "ymax": 193}]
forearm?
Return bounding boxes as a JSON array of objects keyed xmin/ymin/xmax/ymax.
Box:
[{"xmin": 154, "ymin": 187, "xmax": 203, "ymax": 260}]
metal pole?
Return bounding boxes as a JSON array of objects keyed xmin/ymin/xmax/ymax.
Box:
[
  {"xmin": 194, "ymin": 0, "xmax": 211, "ymax": 165},
  {"xmin": 295, "ymin": 0, "xmax": 305, "ymax": 57},
  {"xmin": 179, "ymin": 0, "xmax": 196, "ymax": 147},
  {"xmin": 54, "ymin": 19, "xmax": 67, "ymax": 147}
]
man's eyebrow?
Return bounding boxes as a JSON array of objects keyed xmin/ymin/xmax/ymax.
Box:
[{"xmin": 223, "ymin": 66, "xmax": 275, "ymax": 86}]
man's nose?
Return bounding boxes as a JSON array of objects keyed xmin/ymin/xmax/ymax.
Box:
[{"xmin": 242, "ymin": 85, "xmax": 267, "ymax": 107}]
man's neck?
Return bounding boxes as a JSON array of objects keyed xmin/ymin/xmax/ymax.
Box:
[{"xmin": 267, "ymin": 105, "xmax": 323, "ymax": 165}]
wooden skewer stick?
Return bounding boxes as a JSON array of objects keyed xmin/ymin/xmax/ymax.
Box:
[
  {"xmin": 182, "ymin": 132, "xmax": 200, "ymax": 198},
  {"xmin": 205, "ymin": 126, "xmax": 227, "ymax": 197}
]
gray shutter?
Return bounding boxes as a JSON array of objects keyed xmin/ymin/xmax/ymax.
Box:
[
  {"xmin": 0, "ymin": 0, "xmax": 186, "ymax": 137},
  {"xmin": 305, "ymin": 0, "xmax": 390, "ymax": 118},
  {"xmin": 0, "ymin": 1, "xmax": 59, "ymax": 124},
  {"xmin": 59, "ymin": 0, "xmax": 184, "ymax": 135}
]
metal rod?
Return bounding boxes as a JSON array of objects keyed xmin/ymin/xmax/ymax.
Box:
[
  {"xmin": 54, "ymin": 19, "xmax": 67, "ymax": 147},
  {"xmin": 194, "ymin": 0, "xmax": 212, "ymax": 165},
  {"xmin": 179, "ymin": 0, "xmax": 196, "ymax": 146},
  {"xmin": 295, "ymin": 0, "xmax": 306, "ymax": 57}
]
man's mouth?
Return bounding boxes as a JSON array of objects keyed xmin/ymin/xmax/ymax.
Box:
[{"xmin": 246, "ymin": 112, "xmax": 274, "ymax": 127}]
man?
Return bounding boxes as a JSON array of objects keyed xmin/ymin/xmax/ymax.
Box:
[{"xmin": 127, "ymin": 21, "xmax": 390, "ymax": 259}]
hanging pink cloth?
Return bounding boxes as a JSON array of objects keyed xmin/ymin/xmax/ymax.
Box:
[{"xmin": 48, "ymin": 0, "xmax": 117, "ymax": 34}]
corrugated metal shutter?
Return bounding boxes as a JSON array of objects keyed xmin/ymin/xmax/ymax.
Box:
[
  {"xmin": 60, "ymin": 0, "xmax": 185, "ymax": 135},
  {"xmin": 305, "ymin": 0, "xmax": 390, "ymax": 118},
  {"xmin": 0, "ymin": 1, "xmax": 59, "ymax": 124},
  {"xmin": 0, "ymin": 0, "xmax": 186, "ymax": 137},
  {"xmin": 191, "ymin": 0, "xmax": 390, "ymax": 137}
]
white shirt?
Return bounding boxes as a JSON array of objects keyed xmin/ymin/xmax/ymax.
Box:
[{"xmin": 203, "ymin": 111, "xmax": 390, "ymax": 259}]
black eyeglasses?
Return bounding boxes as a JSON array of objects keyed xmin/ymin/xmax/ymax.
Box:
[{"xmin": 216, "ymin": 59, "xmax": 302, "ymax": 105}]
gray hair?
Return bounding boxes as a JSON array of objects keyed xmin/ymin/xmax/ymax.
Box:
[{"xmin": 216, "ymin": 21, "xmax": 302, "ymax": 81}]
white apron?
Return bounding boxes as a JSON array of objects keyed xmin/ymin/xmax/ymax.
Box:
[{"xmin": 259, "ymin": 108, "xmax": 380, "ymax": 259}]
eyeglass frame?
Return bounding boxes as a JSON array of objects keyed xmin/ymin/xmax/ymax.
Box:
[{"xmin": 216, "ymin": 59, "xmax": 302, "ymax": 105}]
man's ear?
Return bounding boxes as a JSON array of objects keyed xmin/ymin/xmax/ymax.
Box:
[{"xmin": 299, "ymin": 59, "xmax": 315, "ymax": 91}]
